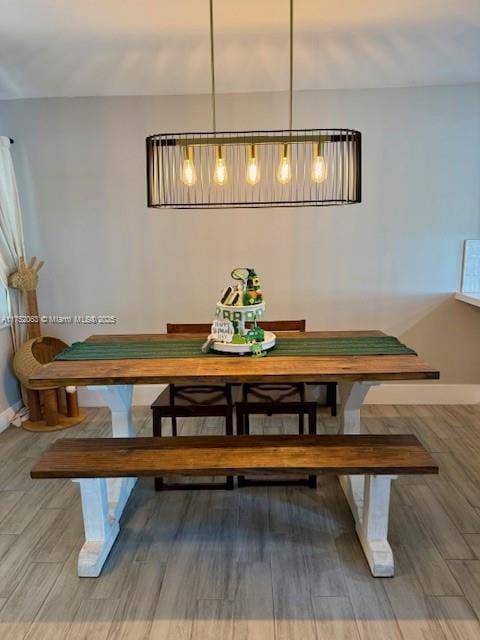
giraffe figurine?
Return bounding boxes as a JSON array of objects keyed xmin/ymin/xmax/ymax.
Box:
[
  {"xmin": 9, "ymin": 257, "xmax": 83, "ymax": 431},
  {"xmin": 8, "ymin": 256, "xmax": 44, "ymax": 338}
]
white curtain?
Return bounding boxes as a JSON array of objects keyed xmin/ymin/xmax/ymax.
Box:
[{"xmin": 0, "ymin": 136, "xmax": 26, "ymax": 351}]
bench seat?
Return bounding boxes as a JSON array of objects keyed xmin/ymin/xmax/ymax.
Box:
[
  {"xmin": 30, "ymin": 433, "xmax": 438, "ymax": 578},
  {"xmin": 31, "ymin": 434, "xmax": 438, "ymax": 479}
]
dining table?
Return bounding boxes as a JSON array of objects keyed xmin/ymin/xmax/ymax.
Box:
[{"xmin": 29, "ymin": 329, "xmax": 439, "ymax": 577}]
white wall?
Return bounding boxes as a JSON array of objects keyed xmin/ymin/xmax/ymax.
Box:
[{"xmin": 1, "ymin": 84, "xmax": 479, "ymax": 387}]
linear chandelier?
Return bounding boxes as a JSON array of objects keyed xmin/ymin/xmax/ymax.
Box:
[{"xmin": 146, "ymin": 0, "xmax": 361, "ymax": 209}]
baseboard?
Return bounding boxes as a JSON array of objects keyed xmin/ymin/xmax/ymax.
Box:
[
  {"xmin": 2, "ymin": 385, "xmax": 474, "ymax": 431},
  {"xmin": 0, "ymin": 400, "xmax": 23, "ymax": 433},
  {"xmin": 365, "ymin": 383, "xmax": 480, "ymax": 405},
  {"xmin": 77, "ymin": 383, "xmax": 480, "ymax": 407}
]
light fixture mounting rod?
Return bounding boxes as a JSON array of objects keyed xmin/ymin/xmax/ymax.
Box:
[
  {"xmin": 209, "ymin": 0, "xmax": 217, "ymax": 133},
  {"xmin": 289, "ymin": 0, "xmax": 293, "ymax": 130}
]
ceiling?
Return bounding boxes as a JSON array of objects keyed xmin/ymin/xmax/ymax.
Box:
[{"xmin": 1, "ymin": 0, "xmax": 479, "ymax": 99}]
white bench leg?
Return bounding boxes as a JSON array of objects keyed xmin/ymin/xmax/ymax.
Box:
[
  {"xmin": 337, "ymin": 381, "xmax": 396, "ymax": 577},
  {"xmin": 74, "ymin": 478, "xmax": 120, "ymax": 577},
  {"xmin": 359, "ymin": 474, "xmax": 397, "ymax": 577}
]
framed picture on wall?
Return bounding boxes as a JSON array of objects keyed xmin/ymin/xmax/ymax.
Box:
[{"xmin": 461, "ymin": 239, "xmax": 480, "ymax": 293}]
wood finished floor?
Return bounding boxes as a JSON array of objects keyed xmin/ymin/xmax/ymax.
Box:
[{"xmin": 0, "ymin": 405, "xmax": 480, "ymax": 639}]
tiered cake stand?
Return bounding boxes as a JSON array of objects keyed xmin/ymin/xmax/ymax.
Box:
[{"xmin": 212, "ymin": 301, "xmax": 276, "ymax": 354}]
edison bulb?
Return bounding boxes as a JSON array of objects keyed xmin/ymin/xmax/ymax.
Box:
[
  {"xmin": 213, "ymin": 145, "xmax": 228, "ymax": 186},
  {"xmin": 181, "ymin": 159, "xmax": 196, "ymax": 186},
  {"xmin": 213, "ymin": 158, "xmax": 228, "ymax": 186},
  {"xmin": 277, "ymin": 156, "xmax": 291, "ymax": 184},
  {"xmin": 311, "ymin": 155, "xmax": 327, "ymax": 183},
  {"xmin": 246, "ymin": 145, "xmax": 260, "ymax": 185},
  {"xmin": 311, "ymin": 142, "xmax": 327, "ymax": 183},
  {"xmin": 277, "ymin": 144, "xmax": 292, "ymax": 184},
  {"xmin": 181, "ymin": 146, "xmax": 196, "ymax": 187}
]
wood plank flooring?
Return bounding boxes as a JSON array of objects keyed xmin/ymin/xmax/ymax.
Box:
[{"xmin": 0, "ymin": 404, "xmax": 479, "ymax": 639}]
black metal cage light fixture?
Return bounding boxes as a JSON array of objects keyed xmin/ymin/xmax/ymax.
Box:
[{"xmin": 146, "ymin": 1, "xmax": 361, "ymax": 209}]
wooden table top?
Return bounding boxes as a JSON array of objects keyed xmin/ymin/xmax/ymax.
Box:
[{"xmin": 28, "ymin": 331, "xmax": 440, "ymax": 389}]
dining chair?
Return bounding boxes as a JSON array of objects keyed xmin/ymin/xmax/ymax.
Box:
[
  {"xmin": 151, "ymin": 322, "xmax": 235, "ymax": 491},
  {"xmin": 244, "ymin": 319, "xmax": 337, "ymax": 417},
  {"xmin": 236, "ymin": 319, "xmax": 322, "ymax": 487}
]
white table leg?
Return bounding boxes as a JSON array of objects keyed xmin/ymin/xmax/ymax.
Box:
[
  {"xmin": 90, "ymin": 385, "xmax": 137, "ymax": 520},
  {"xmin": 73, "ymin": 384, "xmax": 137, "ymax": 577},
  {"xmin": 94, "ymin": 384, "xmax": 135, "ymax": 438},
  {"xmin": 337, "ymin": 381, "xmax": 396, "ymax": 577},
  {"xmin": 337, "ymin": 381, "xmax": 375, "ymax": 435}
]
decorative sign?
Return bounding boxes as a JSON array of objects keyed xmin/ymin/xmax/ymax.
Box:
[{"xmin": 211, "ymin": 319, "xmax": 234, "ymax": 343}]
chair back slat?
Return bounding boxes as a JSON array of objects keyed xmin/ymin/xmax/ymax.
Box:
[
  {"xmin": 167, "ymin": 323, "xmax": 211, "ymax": 334},
  {"xmin": 167, "ymin": 320, "xmax": 306, "ymax": 334},
  {"xmin": 248, "ymin": 320, "xmax": 305, "ymax": 332}
]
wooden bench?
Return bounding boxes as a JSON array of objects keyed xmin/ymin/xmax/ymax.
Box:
[{"xmin": 31, "ymin": 434, "xmax": 438, "ymax": 578}]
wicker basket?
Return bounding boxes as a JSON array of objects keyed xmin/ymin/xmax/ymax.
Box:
[{"xmin": 13, "ymin": 336, "xmax": 68, "ymax": 389}]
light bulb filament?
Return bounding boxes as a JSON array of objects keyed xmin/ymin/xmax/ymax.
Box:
[
  {"xmin": 277, "ymin": 143, "xmax": 292, "ymax": 184},
  {"xmin": 311, "ymin": 141, "xmax": 327, "ymax": 183},
  {"xmin": 213, "ymin": 145, "xmax": 228, "ymax": 186},
  {"xmin": 246, "ymin": 144, "xmax": 260, "ymax": 185},
  {"xmin": 181, "ymin": 146, "xmax": 197, "ymax": 187}
]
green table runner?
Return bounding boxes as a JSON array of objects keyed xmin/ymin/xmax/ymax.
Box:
[{"xmin": 55, "ymin": 336, "xmax": 416, "ymax": 360}]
